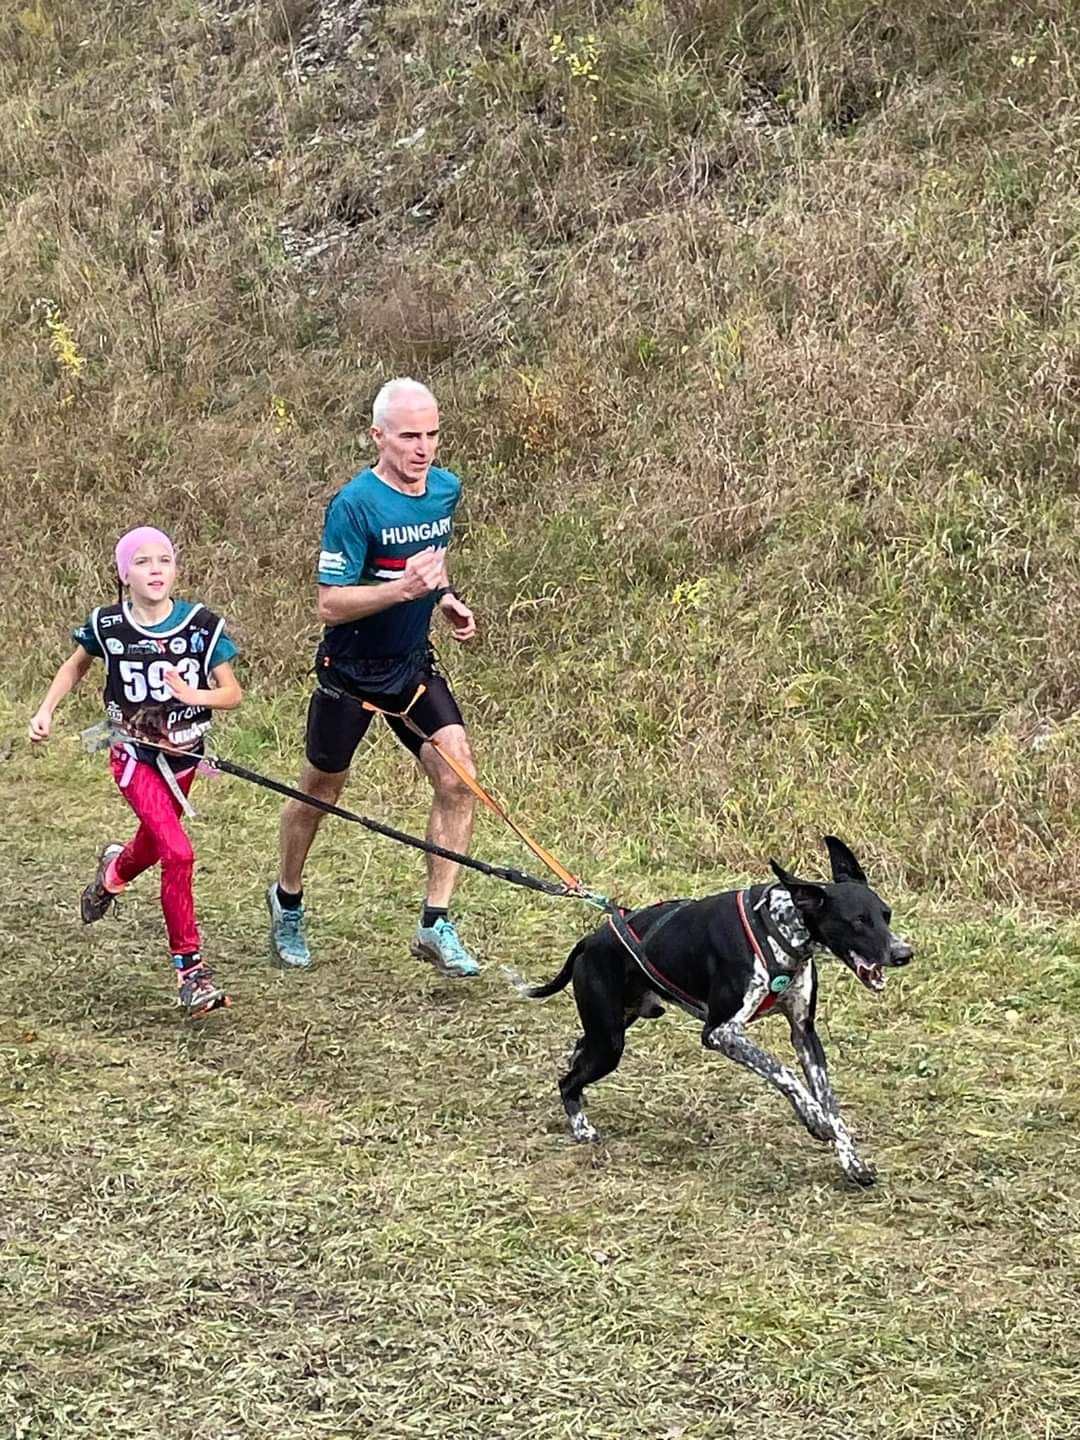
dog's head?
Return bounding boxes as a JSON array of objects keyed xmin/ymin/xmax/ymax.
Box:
[{"xmin": 769, "ymin": 836, "xmax": 913, "ymax": 994}]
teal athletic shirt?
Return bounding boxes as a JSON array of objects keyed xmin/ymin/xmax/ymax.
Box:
[
  {"xmin": 316, "ymin": 465, "xmax": 462, "ymax": 693},
  {"xmin": 74, "ymin": 599, "xmax": 238, "ymax": 668}
]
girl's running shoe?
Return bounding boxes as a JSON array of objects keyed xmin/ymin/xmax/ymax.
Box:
[
  {"xmin": 175, "ymin": 955, "xmax": 230, "ymax": 1018},
  {"xmin": 80, "ymin": 843, "xmax": 125, "ymax": 923}
]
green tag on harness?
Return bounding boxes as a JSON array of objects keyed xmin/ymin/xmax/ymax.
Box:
[{"xmin": 770, "ymin": 974, "xmax": 791, "ymax": 995}]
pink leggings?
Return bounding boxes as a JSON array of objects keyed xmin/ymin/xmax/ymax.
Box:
[{"xmin": 109, "ymin": 751, "xmax": 200, "ymax": 956}]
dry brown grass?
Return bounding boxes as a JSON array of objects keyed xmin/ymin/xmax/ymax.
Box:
[
  {"xmin": 4, "ymin": 8, "xmax": 1080, "ymax": 1434},
  {"xmin": 2, "ymin": 3, "xmax": 1080, "ymax": 885}
]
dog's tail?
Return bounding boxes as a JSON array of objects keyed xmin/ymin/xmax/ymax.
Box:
[{"xmin": 502, "ymin": 939, "xmax": 585, "ymax": 1000}]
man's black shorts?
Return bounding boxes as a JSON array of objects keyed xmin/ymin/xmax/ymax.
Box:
[{"xmin": 304, "ymin": 662, "xmax": 465, "ymax": 773}]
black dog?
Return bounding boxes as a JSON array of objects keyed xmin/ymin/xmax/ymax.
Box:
[{"xmin": 513, "ymin": 837, "xmax": 912, "ymax": 1185}]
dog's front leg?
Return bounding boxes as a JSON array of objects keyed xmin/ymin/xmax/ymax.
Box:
[
  {"xmin": 789, "ymin": 1017, "xmax": 875, "ymax": 1187},
  {"xmin": 703, "ymin": 1022, "xmax": 834, "ymax": 1145}
]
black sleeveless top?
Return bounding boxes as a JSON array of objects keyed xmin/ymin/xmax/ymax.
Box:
[{"xmin": 90, "ymin": 602, "xmax": 225, "ymax": 756}]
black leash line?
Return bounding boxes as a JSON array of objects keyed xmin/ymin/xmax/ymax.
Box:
[
  {"xmin": 90, "ymin": 726, "xmax": 577, "ymax": 901},
  {"xmin": 89, "ymin": 725, "xmax": 706, "ymax": 1012},
  {"xmin": 209, "ymin": 751, "xmax": 573, "ymax": 898}
]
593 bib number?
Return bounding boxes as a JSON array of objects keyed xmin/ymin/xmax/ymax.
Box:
[{"xmin": 119, "ymin": 657, "xmax": 200, "ymax": 704}]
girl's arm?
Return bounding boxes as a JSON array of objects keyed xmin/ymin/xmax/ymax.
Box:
[
  {"xmin": 29, "ymin": 646, "xmax": 96, "ymax": 742},
  {"xmin": 163, "ymin": 661, "xmax": 243, "ymax": 711}
]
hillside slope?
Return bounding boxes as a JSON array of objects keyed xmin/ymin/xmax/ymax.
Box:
[
  {"xmin": 3, "ymin": 1, "xmax": 1080, "ymax": 901},
  {"xmin": 5, "ymin": 10, "xmax": 1080, "ymax": 1440}
]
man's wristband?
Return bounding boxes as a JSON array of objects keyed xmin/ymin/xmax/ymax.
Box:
[{"xmin": 434, "ymin": 586, "xmax": 456, "ymax": 604}]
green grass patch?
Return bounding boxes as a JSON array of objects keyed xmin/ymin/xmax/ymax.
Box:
[
  {"xmin": 2, "ymin": 697, "xmax": 1080, "ymax": 1437},
  {"xmin": 5, "ymin": 1, "xmax": 1080, "ymax": 1433}
]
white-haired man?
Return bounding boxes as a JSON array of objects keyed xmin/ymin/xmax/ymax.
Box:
[{"xmin": 268, "ymin": 378, "xmax": 480, "ymax": 976}]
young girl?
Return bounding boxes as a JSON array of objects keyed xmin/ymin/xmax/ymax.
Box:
[{"xmin": 29, "ymin": 526, "xmax": 243, "ymax": 1019}]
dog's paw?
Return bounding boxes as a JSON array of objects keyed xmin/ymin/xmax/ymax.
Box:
[
  {"xmin": 843, "ymin": 1156, "xmax": 876, "ymax": 1187},
  {"xmin": 570, "ymin": 1114, "xmax": 601, "ymax": 1144}
]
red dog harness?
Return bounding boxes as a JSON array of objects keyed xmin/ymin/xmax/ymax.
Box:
[{"xmin": 737, "ymin": 888, "xmax": 787, "ymax": 1022}]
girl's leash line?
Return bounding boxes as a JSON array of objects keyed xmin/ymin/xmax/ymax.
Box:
[
  {"xmin": 80, "ymin": 721, "xmax": 603, "ymax": 908},
  {"xmin": 84, "ymin": 706, "xmax": 660, "ymax": 993}
]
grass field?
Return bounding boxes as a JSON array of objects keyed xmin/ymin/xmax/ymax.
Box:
[
  {"xmin": 5, "ymin": 0, "xmax": 1080, "ymax": 1434},
  {"xmin": 3, "ymin": 694, "xmax": 1080, "ymax": 1439}
]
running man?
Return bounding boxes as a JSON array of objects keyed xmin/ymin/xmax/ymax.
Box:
[{"xmin": 268, "ymin": 378, "xmax": 480, "ymax": 976}]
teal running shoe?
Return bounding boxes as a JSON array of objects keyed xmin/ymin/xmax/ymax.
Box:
[
  {"xmin": 411, "ymin": 916, "xmax": 479, "ymax": 978},
  {"xmin": 266, "ymin": 884, "xmax": 312, "ymax": 968}
]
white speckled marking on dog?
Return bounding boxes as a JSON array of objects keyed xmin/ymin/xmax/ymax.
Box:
[
  {"xmin": 571, "ymin": 1113, "xmax": 599, "ymax": 1143},
  {"xmin": 762, "ymin": 885, "xmax": 819, "ymax": 966},
  {"xmin": 705, "ymin": 1022, "xmax": 832, "ymax": 1139}
]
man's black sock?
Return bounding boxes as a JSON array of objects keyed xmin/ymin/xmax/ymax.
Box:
[
  {"xmin": 277, "ymin": 886, "xmax": 303, "ymax": 912},
  {"xmin": 421, "ymin": 905, "xmax": 448, "ymax": 929}
]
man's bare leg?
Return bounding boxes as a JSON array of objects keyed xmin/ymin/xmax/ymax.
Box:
[
  {"xmin": 418, "ymin": 725, "xmax": 476, "ymax": 905},
  {"xmin": 279, "ymin": 762, "xmax": 350, "ymax": 894}
]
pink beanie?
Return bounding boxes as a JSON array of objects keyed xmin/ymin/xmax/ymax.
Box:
[{"xmin": 115, "ymin": 527, "xmax": 174, "ymax": 584}]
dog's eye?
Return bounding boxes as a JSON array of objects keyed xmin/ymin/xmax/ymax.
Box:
[{"xmin": 883, "ymin": 907, "xmax": 892, "ymax": 924}]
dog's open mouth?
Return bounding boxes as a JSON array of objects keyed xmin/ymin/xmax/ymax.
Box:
[{"xmin": 849, "ymin": 953, "xmax": 886, "ymax": 992}]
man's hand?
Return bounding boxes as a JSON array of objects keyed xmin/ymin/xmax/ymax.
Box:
[
  {"xmin": 399, "ymin": 546, "xmax": 446, "ymax": 600},
  {"xmin": 28, "ymin": 708, "xmax": 52, "ymax": 743},
  {"xmin": 163, "ymin": 668, "xmax": 202, "ymax": 706},
  {"xmin": 440, "ymin": 592, "xmax": 477, "ymax": 642}
]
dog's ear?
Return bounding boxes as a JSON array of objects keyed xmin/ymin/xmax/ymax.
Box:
[
  {"xmin": 823, "ymin": 835, "xmax": 868, "ymax": 886},
  {"xmin": 769, "ymin": 859, "xmax": 826, "ymax": 913}
]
